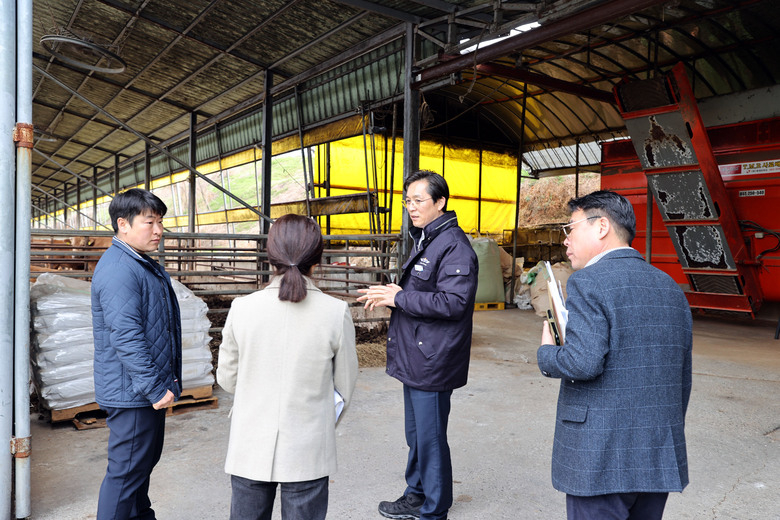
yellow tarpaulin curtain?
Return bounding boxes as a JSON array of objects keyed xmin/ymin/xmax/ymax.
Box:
[
  {"xmin": 45, "ymin": 131, "xmax": 519, "ymax": 239},
  {"xmin": 315, "ymin": 136, "xmax": 518, "ymax": 238}
]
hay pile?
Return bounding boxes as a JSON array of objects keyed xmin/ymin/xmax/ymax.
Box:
[
  {"xmin": 355, "ymin": 323, "xmax": 388, "ymax": 368},
  {"xmin": 517, "ymin": 173, "xmax": 600, "ymax": 227}
]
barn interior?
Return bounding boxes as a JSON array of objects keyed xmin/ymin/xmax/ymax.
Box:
[{"xmin": 2, "ymin": 0, "xmax": 780, "ymax": 517}]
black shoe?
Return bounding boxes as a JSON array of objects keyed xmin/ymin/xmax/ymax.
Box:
[{"xmin": 378, "ymin": 493, "xmax": 424, "ymax": 519}]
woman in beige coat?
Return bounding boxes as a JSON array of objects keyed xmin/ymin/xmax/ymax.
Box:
[{"xmin": 217, "ymin": 214, "xmax": 358, "ymax": 520}]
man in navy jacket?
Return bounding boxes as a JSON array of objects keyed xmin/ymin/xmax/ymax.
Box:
[
  {"xmin": 359, "ymin": 170, "xmax": 478, "ymax": 520},
  {"xmin": 92, "ymin": 188, "xmax": 182, "ymax": 520},
  {"xmin": 538, "ymin": 190, "xmax": 692, "ymax": 520}
]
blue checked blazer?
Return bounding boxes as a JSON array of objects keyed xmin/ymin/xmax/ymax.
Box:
[{"xmin": 537, "ymin": 248, "xmax": 692, "ymax": 496}]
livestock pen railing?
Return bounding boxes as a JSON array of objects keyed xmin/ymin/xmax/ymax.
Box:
[{"xmin": 30, "ymin": 229, "xmax": 402, "ymax": 328}]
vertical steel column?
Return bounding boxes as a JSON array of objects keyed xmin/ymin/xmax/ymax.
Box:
[
  {"xmin": 510, "ymin": 83, "xmax": 529, "ymax": 304},
  {"xmin": 113, "ymin": 155, "xmax": 120, "ymax": 195},
  {"xmin": 294, "ymin": 86, "xmax": 312, "ymax": 217},
  {"xmin": 63, "ymin": 183, "xmax": 69, "ymax": 227},
  {"xmin": 53, "ymin": 188, "xmax": 59, "ymax": 228},
  {"xmin": 13, "ymin": 0, "xmax": 32, "ymax": 513},
  {"xmin": 574, "ymin": 140, "xmax": 580, "ymax": 197},
  {"xmin": 478, "ymin": 147, "xmax": 483, "ymax": 234},
  {"xmin": 401, "ymin": 22, "xmax": 420, "ymax": 262},
  {"xmin": 189, "ymin": 112, "xmax": 197, "ymax": 233},
  {"xmin": 325, "ymin": 142, "xmax": 332, "ymax": 235},
  {"xmin": 144, "ymin": 142, "xmax": 151, "ymax": 191},
  {"xmin": 260, "ymin": 70, "xmax": 273, "ymax": 234},
  {"xmin": 259, "ymin": 71, "xmax": 274, "ymax": 283},
  {"xmin": 92, "ymin": 166, "xmax": 98, "ymax": 230},
  {"xmin": 76, "ymin": 177, "xmax": 82, "ymax": 228},
  {"xmin": 0, "ymin": 0, "xmax": 17, "ymax": 515},
  {"xmin": 388, "ymin": 103, "xmax": 397, "ymax": 236},
  {"xmin": 477, "ymin": 114, "xmax": 482, "ymax": 233}
]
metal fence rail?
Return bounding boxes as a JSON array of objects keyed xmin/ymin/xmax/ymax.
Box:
[{"xmin": 31, "ymin": 229, "xmax": 402, "ymax": 327}]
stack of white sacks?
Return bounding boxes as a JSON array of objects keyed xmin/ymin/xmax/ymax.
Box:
[{"xmin": 31, "ymin": 272, "xmax": 214, "ymax": 411}]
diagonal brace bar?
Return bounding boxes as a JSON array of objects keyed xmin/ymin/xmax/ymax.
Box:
[{"xmin": 33, "ymin": 64, "xmax": 274, "ymax": 225}]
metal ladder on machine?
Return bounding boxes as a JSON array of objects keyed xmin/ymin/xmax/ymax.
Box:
[{"xmin": 613, "ymin": 62, "xmax": 763, "ymax": 316}]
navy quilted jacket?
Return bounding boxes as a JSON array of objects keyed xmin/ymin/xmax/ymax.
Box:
[
  {"xmin": 92, "ymin": 237, "xmax": 183, "ymax": 408},
  {"xmin": 387, "ymin": 211, "xmax": 479, "ymax": 391}
]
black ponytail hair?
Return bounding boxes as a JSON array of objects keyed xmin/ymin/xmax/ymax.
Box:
[{"xmin": 267, "ymin": 214, "xmax": 324, "ymax": 302}]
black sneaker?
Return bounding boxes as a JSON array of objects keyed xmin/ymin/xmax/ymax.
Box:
[{"xmin": 378, "ymin": 493, "xmax": 424, "ymax": 519}]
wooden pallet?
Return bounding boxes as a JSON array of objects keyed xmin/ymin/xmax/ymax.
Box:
[
  {"xmin": 474, "ymin": 301, "xmax": 505, "ymax": 311},
  {"xmin": 50, "ymin": 385, "xmax": 217, "ymax": 429}
]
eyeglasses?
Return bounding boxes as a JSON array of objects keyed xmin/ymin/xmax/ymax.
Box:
[
  {"xmin": 561, "ymin": 216, "xmax": 601, "ymax": 237},
  {"xmin": 402, "ymin": 197, "xmax": 432, "ymax": 209}
]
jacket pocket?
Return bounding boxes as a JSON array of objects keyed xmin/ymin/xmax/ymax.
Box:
[
  {"xmin": 443, "ymin": 264, "xmax": 470, "ymax": 277},
  {"xmin": 412, "ymin": 322, "xmax": 437, "ymax": 360},
  {"xmin": 415, "ymin": 338, "xmax": 437, "ymax": 360},
  {"xmin": 559, "ymin": 404, "xmax": 588, "ymax": 423}
]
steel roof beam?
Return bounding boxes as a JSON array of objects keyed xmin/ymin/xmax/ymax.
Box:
[
  {"xmin": 120, "ymin": 0, "xmax": 224, "ymax": 92},
  {"xmin": 415, "ymin": 0, "xmax": 671, "ymax": 85},
  {"xmin": 32, "ymin": 99, "xmax": 124, "ymax": 132},
  {"xmin": 164, "ymin": 24, "xmax": 407, "ymax": 139},
  {"xmin": 32, "ymin": 63, "xmax": 274, "ymax": 224},
  {"xmin": 269, "ymin": 11, "xmax": 371, "ymax": 71},
  {"xmin": 33, "ymin": 148, "xmax": 114, "ymax": 200},
  {"xmin": 407, "ymin": 0, "xmax": 456, "ymax": 13},
  {"xmin": 38, "ymin": 2, "xmax": 372, "ymax": 182},
  {"xmin": 96, "ymin": 0, "xmax": 272, "ymax": 69},
  {"xmin": 332, "ymin": 0, "xmax": 423, "ymax": 24},
  {"xmin": 31, "ymin": 52, "xmax": 195, "ymax": 113},
  {"xmin": 475, "ymin": 63, "xmax": 615, "ymax": 104}
]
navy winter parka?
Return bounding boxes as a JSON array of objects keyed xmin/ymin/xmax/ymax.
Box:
[
  {"xmin": 387, "ymin": 211, "xmax": 479, "ymax": 392},
  {"xmin": 91, "ymin": 237, "xmax": 183, "ymax": 408}
]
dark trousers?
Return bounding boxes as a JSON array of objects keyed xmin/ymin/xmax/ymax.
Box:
[
  {"xmin": 567, "ymin": 492, "xmax": 669, "ymax": 520},
  {"xmin": 403, "ymin": 385, "xmax": 453, "ymax": 520},
  {"xmin": 229, "ymin": 475, "xmax": 329, "ymax": 520},
  {"xmin": 97, "ymin": 406, "xmax": 167, "ymax": 520}
]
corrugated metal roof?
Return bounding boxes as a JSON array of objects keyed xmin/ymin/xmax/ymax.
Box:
[{"xmin": 28, "ymin": 0, "xmax": 780, "ymax": 210}]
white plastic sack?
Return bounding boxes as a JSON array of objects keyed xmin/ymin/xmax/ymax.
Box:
[{"xmin": 30, "ymin": 273, "xmax": 215, "ymax": 411}]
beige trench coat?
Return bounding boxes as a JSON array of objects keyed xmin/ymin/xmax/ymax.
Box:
[{"xmin": 217, "ymin": 276, "xmax": 358, "ymax": 482}]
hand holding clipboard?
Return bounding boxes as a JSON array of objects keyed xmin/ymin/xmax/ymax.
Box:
[{"xmin": 544, "ymin": 261, "xmax": 568, "ymax": 346}]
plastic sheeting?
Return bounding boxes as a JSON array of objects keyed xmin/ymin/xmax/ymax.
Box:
[
  {"xmin": 314, "ymin": 137, "xmax": 518, "ymax": 236},
  {"xmin": 30, "ymin": 272, "xmax": 214, "ymax": 411}
]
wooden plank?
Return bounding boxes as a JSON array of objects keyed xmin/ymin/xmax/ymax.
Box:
[
  {"xmin": 50, "ymin": 385, "xmax": 215, "ymax": 423},
  {"xmin": 70, "ymin": 395, "xmax": 219, "ymax": 429},
  {"xmin": 178, "ymin": 385, "xmax": 213, "ymax": 401},
  {"xmin": 51, "ymin": 402, "xmax": 100, "ymax": 423},
  {"xmin": 72, "ymin": 415, "xmax": 106, "ymax": 430},
  {"xmin": 166, "ymin": 396, "xmax": 219, "ymax": 417}
]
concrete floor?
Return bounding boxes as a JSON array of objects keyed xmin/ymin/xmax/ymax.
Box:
[{"xmin": 29, "ymin": 308, "xmax": 780, "ymax": 519}]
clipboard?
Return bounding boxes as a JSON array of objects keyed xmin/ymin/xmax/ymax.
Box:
[
  {"xmin": 546, "ymin": 308, "xmax": 561, "ymax": 346},
  {"xmin": 544, "ymin": 261, "xmax": 568, "ymax": 345}
]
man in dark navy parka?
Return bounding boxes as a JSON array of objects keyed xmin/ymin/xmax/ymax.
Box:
[
  {"xmin": 359, "ymin": 170, "xmax": 479, "ymax": 520},
  {"xmin": 92, "ymin": 188, "xmax": 182, "ymax": 520}
]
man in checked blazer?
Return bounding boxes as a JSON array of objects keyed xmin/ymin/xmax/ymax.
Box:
[{"xmin": 538, "ymin": 190, "xmax": 693, "ymax": 520}]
